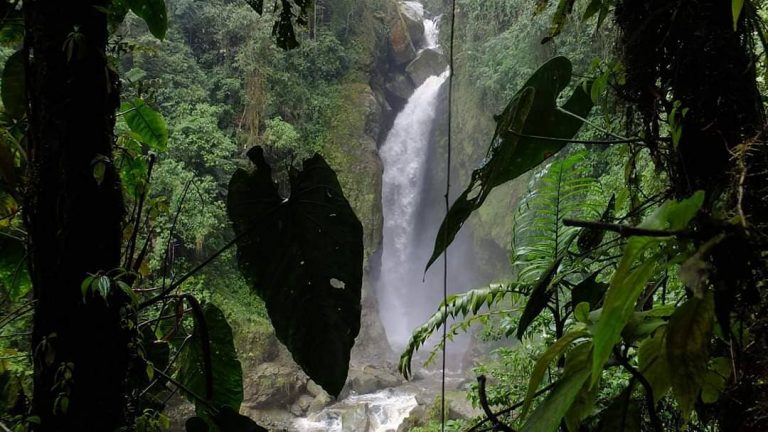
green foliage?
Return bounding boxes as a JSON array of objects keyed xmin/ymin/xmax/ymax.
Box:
[
  {"xmin": 427, "ymin": 56, "xmax": 594, "ymax": 272},
  {"xmin": 121, "ymin": 98, "xmax": 169, "ymax": 151},
  {"xmin": 1, "ymin": 51, "xmax": 24, "ymax": 120},
  {"xmin": 227, "ymin": 147, "xmax": 363, "ymax": 397},
  {"xmin": 127, "ymin": 0, "xmax": 169, "ymax": 39}
]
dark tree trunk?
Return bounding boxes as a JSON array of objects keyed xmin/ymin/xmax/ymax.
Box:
[
  {"xmin": 23, "ymin": 1, "xmax": 129, "ymax": 430},
  {"xmin": 615, "ymin": 1, "xmax": 768, "ymax": 429}
]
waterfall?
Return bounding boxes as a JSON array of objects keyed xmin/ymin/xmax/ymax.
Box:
[{"xmin": 294, "ymin": 389, "xmax": 418, "ymax": 432}]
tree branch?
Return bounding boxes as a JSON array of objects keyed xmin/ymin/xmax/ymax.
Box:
[
  {"xmin": 613, "ymin": 347, "xmax": 663, "ymax": 432},
  {"xmin": 477, "ymin": 376, "xmax": 516, "ymax": 432},
  {"xmin": 562, "ymin": 218, "xmax": 690, "ymax": 238}
]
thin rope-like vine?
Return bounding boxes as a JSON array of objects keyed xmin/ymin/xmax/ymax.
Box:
[{"xmin": 441, "ymin": 1, "xmax": 457, "ymax": 431}]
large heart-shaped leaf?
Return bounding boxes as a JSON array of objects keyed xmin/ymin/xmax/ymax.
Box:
[
  {"xmin": 227, "ymin": 147, "xmax": 363, "ymax": 397},
  {"xmin": 426, "ymin": 56, "xmax": 593, "ymax": 272},
  {"xmin": 120, "ymin": 98, "xmax": 168, "ymax": 151},
  {"xmin": 177, "ymin": 303, "xmax": 243, "ymax": 415}
]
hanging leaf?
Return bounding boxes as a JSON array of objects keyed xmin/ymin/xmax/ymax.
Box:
[
  {"xmin": 213, "ymin": 407, "xmax": 267, "ymax": 432},
  {"xmin": 542, "ymin": 0, "xmax": 577, "ymax": 44},
  {"xmin": 426, "ymin": 56, "xmax": 594, "ymax": 272},
  {"xmin": 227, "ymin": 147, "xmax": 363, "ymax": 397},
  {"xmin": 590, "ymin": 191, "xmax": 705, "ymax": 386},
  {"xmin": 120, "ymin": 98, "xmax": 168, "ymax": 151},
  {"xmin": 2, "ymin": 50, "xmax": 25, "ymax": 119},
  {"xmin": 177, "ymin": 303, "xmax": 243, "ymax": 416},
  {"xmin": 666, "ymin": 292, "xmax": 715, "ymax": 419},
  {"xmin": 700, "ymin": 357, "xmax": 731, "ymax": 404},
  {"xmin": 638, "ymin": 326, "xmax": 671, "ymax": 403},
  {"xmin": 577, "ymin": 193, "xmax": 615, "ymax": 252},
  {"xmin": 521, "ymin": 369, "xmax": 591, "ymax": 432},
  {"xmin": 126, "ymin": 0, "xmax": 168, "ymax": 39},
  {"xmin": 563, "ymin": 342, "xmax": 598, "ymax": 431},
  {"xmin": 516, "ymin": 257, "xmax": 562, "ymax": 340},
  {"xmin": 522, "ymin": 329, "xmax": 590, "ymax": 417}
]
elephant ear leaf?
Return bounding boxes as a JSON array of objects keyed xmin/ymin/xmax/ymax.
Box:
[
  {"xmin": 227, "ymin": 147, "xmax": 364, "ymax": 397},
  {"xmin": 426, "ymin": 56, "xmax": 594, "ymax": 272}
]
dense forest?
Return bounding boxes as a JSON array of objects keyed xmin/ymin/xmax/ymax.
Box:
[{"xmin": 1, "ymin": 0, "xmax": 767, "ymax": 431}]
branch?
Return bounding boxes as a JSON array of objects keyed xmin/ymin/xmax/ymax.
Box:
[
  {"xmin": 477, "ymin": 376, "xmax": 516, "ymax": 432},
  {"xmin": 508, "ymin": 130, "xmax": 647, "ymax": 145},
  {"xmin": 466, "ymin": 382, "xmax": 557, "ymax": 432},
  {"xmin": 613, "ymin": 347, "xmax": 663, "ymax": 432},
  {"xmin": 562, "ymin": 219, "xmax": 690, "ymax": 238}
]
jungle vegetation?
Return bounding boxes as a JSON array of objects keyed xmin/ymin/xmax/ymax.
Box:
[{"xmin": 0, "ymin": 0, "xmax": 767, "ymax": 431}]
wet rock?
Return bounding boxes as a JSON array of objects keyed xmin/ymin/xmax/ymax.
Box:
[
  {"xmin": 308, "ymin": 391, "xmax": 334, "ymax": 414},
  {"xmin": 406, "ymin": 48, "xmax": 447, "ymax": 87},
  {"xmin": 243, "ymin": 361, "xmax": 308, "ymax": 408},
  {"xmin": 384, "ymin": 73, "xmax": 416, "ymax": 103},
  {"xmin": 389, "ymin": 13, "xmax": 417, "ymax": 64},
  {"xmin": 397, "ymin": 404, "xmax": 426, "ymax": 432},
  {"xmin": 290, "ymin": 394, "xmax": 315, "ymax": 416},
  {"xmin": 398, "ymin": 1, "xmax": 425, "ymax": 48},
  {"xmin": 339, "ymin": 363, "xmax": 405, "ymax": 399}
]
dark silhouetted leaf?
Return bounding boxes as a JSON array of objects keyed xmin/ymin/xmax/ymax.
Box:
[
  {"xmin": 2, "ymin": 50, "xmax": 25, "ymax": 119},
  {"xmin": 543, "ymin": 0, "xmax": 576, "ymax": 43},
  {"xmin": 227, "ymin": 147, "xmax": 363, "ymax": 397},
  {"xmin": 426, "ymin": 56, "xmax": 594, "ymax": 272},
  {"xmin": 516, "ymin": 257, "xmax": 562, "ymax": 340},
  {"xmin": 638, "ymin": 326, "xmax": 671, "ymax": 403},
  {"xmin": 185, "ymin": 416, "xmax": 208, "ymax": 432},
  {"xmin": 214, "ymin": 407, "xmax": 267, "ymax": 432},
  {"xmin": 178, "ymin": 304, "xmax": 243, "ymax": 415},
  {"xmin": 571, "ymin": 271, "xmax": 608, "ymax": 309},
  {"xmin": 245, "ymin": 0, "xmax": 264, "ymax": 14},
  {"xmin": 127, "ymin": 0, "xmax": 168, "ymax": 39}
]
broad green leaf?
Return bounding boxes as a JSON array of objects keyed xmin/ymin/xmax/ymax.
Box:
[
  {"xmin": 2, "ymin": 50, "xmax": 25, "ymax": 119},
  {"xmin": 732, "ymin": 0, "xmax": 744, "ymax": 31},
  {"xmin": 178, "ymin": 304, "xmax": 243, "ymax": 415},
  {"xmin": 597, "ymin": 390, "xmax": 641, "ymax": 432},
  {"xmin": 121, "ymin": 99, "xmax": 168, "ymax": 151},
  {"xmin": 522, "ymin": 329, "xmax": 589, "ymax": 417},
  {"xmin": 427, "ymin": 57, "xmax": 594, "ymax": 272},
  {"xmin": 127, "ymin": 0, "xmax": 168, "ymax": 39},
  {"xmin": 701, "ymin": 357, "xmax": 731, "ymax": 404},
  {"xmin": 563, "ymin": 343, "xmax": 597, "ymax": 431},
  {"xmin": 0, "ymin": 234, "xmax": 30, "ymax": 301},
  {"xmin": 591, "ymin": 191, "xmax": 705, "ymax": 386},
  {"xmin": 228, "ymin": 147, "xmax": 363, "ymax": 397},
  {"xmin": 517, "ymin": 257, "xmax": 562, "ymax": 339},
  {"xmin": 667, "ymin": 292, "xmax": 715, "ymax": 419},
  {"xmin": 638, "ymin": 327, "xmax": 671, "ymax": 403},
  {"xmin": 521, "ymin": 369, "xmax": 591, "ymax": 432}
]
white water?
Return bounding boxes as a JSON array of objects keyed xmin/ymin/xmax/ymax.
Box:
[
  {"xmin": 294, "ymin": 389, "xmax": 418, "ymax": 432},
  {"xmin": 376, "ymin": 4, "xmax": 449, "ymax": 350}
]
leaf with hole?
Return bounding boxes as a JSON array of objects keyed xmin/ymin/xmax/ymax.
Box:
[
  {"xmin": 426, "ymin": 56, "xmax": 594, "ymax": 272},
  {"xmin": 228, "ymin": 147, "xmax": 363, "ymax": 397}
]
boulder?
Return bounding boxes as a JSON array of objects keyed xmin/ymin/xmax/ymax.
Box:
[
  {"xmin": 389, "ymin": 18, "xmax": 417, "ymax": 65},
  {"xmin": 405, "ymin": 48, "xmax": 446, "ymax": 87},
  {"xmin": 339, "ymin": 363, "xmax": 405, "ymax": 399},
  {"xmin": 397, "ymin": 404, "xmax": 426, "ymax": 432},
  {"xmin": 290, "ymin": 394, "xmax": 315, "ymax": 417},
  {"xmin": 398, "ymin": 1, "xmax": 425, "ymax": 48},
  {"xmin": 308, "ymin": 391, "xmax": 334, "ymax": 414},
  {"xmin": 243, "ymin": 362, "xmax": 308, "ymax": 408},
  {"xmin": 384, "ymin": 73, "xmax": 415, "ymax": 103}
]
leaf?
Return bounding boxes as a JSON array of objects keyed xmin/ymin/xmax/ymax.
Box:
[
  {"xmin": 543, "ymin": 0, "xmax": 577, "ymax": 43},
  {"xmin": 120, "ymin": 99, "xmax": 168, "ymax": 151},
  {"xmin": 577, "ymin": 193, "xmax": 615, "ymax": 252},
  {"xmin": 178, "ymin": 304, "xmax": 243, "ymax": 415},
  {"xmin": 245, "ymin": 0, "xmax": 264, "ymax": 14},
  {"xmin": 571, "ymin": 271, "xmax": 608, "ymax": 309},
  {"xmin": 563, "ymin": 343, "xmax": 598, "ymax": 431},
  {"xmin": 700, "ymin": 357, "xmax": 731, "ymax": 404},
  {"xmin": 517, "ymin": 257, "xmax": 562, "ymax": 339},
  {"xmin": 732, "ymin": 0, "xmax": 744, "ymax": 31},
  {"xmin": 126, "ymin": 0, "xmax": 168, "ymax": 39},
  {"xmin": 399, "ymin": 284, "xmax": 515, "ymax": 378},
  {"xmin": 591, "ymin": 191, "xmax": 705, "ymax": 386},
  {"xmin": 522, "ymin": 329, "xmax": 589, "ymax": 417},
  {"xmin": 638, "ymin": 326, "xmax": 671, "ymax": 403},
  {"xmin": 0, "ymin": 234, "xmax": 30, "ymax": 301},
  {"xmin": 213, "ymin": 407, "xmax": 267, "ymax": 432},
  {"xmin": 185, "ymin": 417, "xmax": 208, "ymax": 432},
  {"xmin": 666, "ymin": 292, "xmax": 715, "ymax": 419},
  {"xmin": 597, "ymin": 390, "xmax": 641, "ymax": 432},
  {"xmin": 2, "ymin": 50, "xmax": 25, "ymax": 119},
  {"xmin": 520, "ymin": 369, "xmax": 591, "ymax": 432},
  {"xmin": 427, "ymin": 57, "xmax": 594, "ymax": 272},
  {"xmin": 227, "ymin": 147, "xmax": 363, "ymax": 397}
]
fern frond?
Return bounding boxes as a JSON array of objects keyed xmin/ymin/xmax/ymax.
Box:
[{"xmin": 398, "ymin": 283, "xmax": 523, "ymax": 379}]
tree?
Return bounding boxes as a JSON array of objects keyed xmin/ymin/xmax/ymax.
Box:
[{"xmin": 22, "ymin": 1, "xmax": 130, "ymax": 430}]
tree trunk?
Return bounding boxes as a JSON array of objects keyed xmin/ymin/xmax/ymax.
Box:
[
  {"xmin": 23, "ymin": 1, "xmax": 129, "ymax": 430},
  {"xmin": 615, "ymin": 1, "xmax": 768, "ymax": 429}
]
